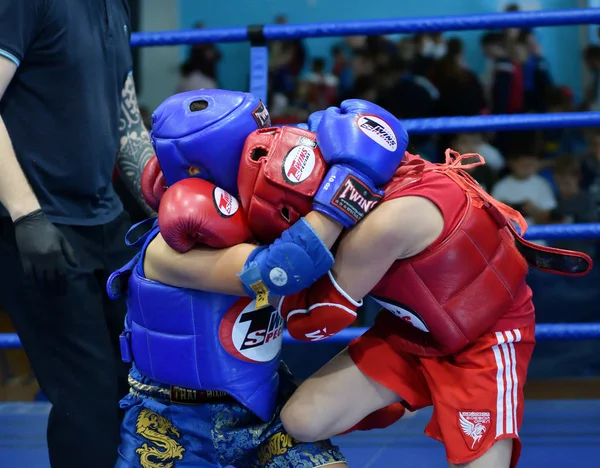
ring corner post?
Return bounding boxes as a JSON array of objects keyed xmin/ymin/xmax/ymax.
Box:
[{"xmin": 247, "ymin": 25, "xmax": 269, "ymax": 107}]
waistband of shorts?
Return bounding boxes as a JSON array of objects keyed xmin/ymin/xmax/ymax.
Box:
[{"xmin": 128, "ymin": 369, "xmax": 235, "ymax": 405}]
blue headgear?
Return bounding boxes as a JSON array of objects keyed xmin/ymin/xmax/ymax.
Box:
[{"xmin": 151, "ymin": 89, "xmax": 271, "ymax": 196}]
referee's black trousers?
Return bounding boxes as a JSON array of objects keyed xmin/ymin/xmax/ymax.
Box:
[{"xmin": 0, "ymin": 211, "xmax": 135, "ymax": 468}]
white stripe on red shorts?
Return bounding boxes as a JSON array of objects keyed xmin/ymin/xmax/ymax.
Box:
[{"xmin": 491, "ymin": 329, "xmax": 522, "ymax": 438}]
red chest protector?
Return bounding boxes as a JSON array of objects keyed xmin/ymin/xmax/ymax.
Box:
[{"xmin": 369, "ymin": 151, "xmax": 592, "ymax": 356}]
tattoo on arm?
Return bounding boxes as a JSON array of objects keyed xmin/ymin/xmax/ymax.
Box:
[{"xmin": 116, "ymin": 74, "xmax": 155, "ymax": 216}]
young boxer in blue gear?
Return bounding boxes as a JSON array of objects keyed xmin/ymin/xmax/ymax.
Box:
[{"xmin": 107, "ymin": 89, "xmax": 348, "ymax": 468}]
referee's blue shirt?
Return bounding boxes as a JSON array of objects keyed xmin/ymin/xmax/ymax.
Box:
[{"xmin": 0, "ymin": 0, "xmax": 133, "ymax": 225}]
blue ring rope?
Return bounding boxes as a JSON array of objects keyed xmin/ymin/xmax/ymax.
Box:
[
  {"xmin": 0, "ymin": 323, "xmax": 598, "ymax": 349},
  {"xmin": 403, "ymin": 112, "xmax": 600, "ymax": 134},
  {"xmin": 131, "ymin": 8, "xmax": 600, "ymax": 46}
]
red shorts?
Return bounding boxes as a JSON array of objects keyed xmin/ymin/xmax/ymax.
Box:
[{"xmin": 348, "ymin": 322, "xmax": 536, "ymax": 467}]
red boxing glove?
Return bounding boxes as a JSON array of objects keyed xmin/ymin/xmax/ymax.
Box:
[
  {"xmin": 278, "ymin": 271, "xmax": 360, "ymax": 341},
  {"xmin": 142, "ymin": 155, "xmax": 168, "ymax": 211},
  {"xmin": 338, "ymin": 403, "xmax": 406, "ymax": 435},
  {"xmin": 158, "ymin": 178, "xmax": 252, "ymax": 253},
  {"xmin": 237, "ymin": 126, "xmax": 327, "ymax": 244}
]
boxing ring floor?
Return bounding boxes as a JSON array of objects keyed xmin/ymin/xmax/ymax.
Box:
[{"xmin": 1, "ymin": 399, "xmax": 598, "ymax": 467}]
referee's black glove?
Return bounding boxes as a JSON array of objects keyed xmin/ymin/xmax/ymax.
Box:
[{"xmin": 13, "ymin": 209, "xmax": 78, "ymax": 295}]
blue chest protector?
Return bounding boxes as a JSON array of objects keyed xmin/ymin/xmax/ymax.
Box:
[{"xmin": 106, "ymin": 219, "xmax": 283, "ymax": 422}]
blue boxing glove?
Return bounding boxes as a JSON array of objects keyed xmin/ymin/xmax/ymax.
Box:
[{"xmin": 312, "ymin": 100, "xmax": 408, "ymax": 227}]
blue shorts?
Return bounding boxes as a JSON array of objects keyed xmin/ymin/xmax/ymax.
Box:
[{"xmin": 116, "ymin": 365, "xmax": 345, "ymax": 468}]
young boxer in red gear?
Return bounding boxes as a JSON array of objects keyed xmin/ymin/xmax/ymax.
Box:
[{"xmin": 238, "ymin": 139, "xmax": 592, "ymax": 467}]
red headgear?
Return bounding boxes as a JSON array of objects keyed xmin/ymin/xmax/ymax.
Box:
[{"xmin": 237, "ymin": 126, "xmax": 327, "ymax": 243}]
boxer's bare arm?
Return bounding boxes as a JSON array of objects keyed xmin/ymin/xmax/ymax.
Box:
[
  {"xmin": 331, "ymin": 196, "xmax": 444, "ymax": 302},
  {"xmin": 144, "ymin": 211, "xmax": 342, "ymax": 297},
  {"xmin": 280, "ymin": 198, "xmax": 444, "ymax": 443},
  {"xmin": 304, "ymin": 210, "xmax": 344, "ymax": 248},
  {"xmin": 144, "ymin": 234, "xmax": 255, "ymax": 296}
]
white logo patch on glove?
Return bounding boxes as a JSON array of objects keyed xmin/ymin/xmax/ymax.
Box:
[
  {"xmin": 213, "ymin": 187, "xmax": 239, "ymax": 218},
  {"xmin": 356, "ymin": 115, "xmax": 398, "ymax": 152},
  {"xmin": 269, "ymin": 267, "xmax": 288, "ymax": 287},
  {"xmin": 283, "ymin": 146, "xmax": 316, "ymax": 185}
]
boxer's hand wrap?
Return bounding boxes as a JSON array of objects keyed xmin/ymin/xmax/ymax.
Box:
[
  {"xmin": 278, "ymin": 271, "xmax": 360, "ymax": 341},
  {"xmin": 313, "ymin": 165, "xmax": 383, "ymax": 228},
  {"xmin": 238, "ymin": 218, "xmax": 333, "ymax": 301}
]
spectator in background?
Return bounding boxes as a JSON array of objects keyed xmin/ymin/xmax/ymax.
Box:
[
  {"xmin": 378, "ymin": 59, "xmax": 439, "ymax": 119},
  {"xmin": 269, "ymin": 15, "xmax": 306, "ymax": 100},
  {"xmin": 351, "ymin": 50, "xmax": 376, "ymax": 89},
  {"xmin": 551, "ymin": 156, "xmax": 597, "ymax": 257},
  {"xmin": 377, "ymin": 59, "xmax": 438, "ymax": 157},
  {"xmin": 457, "ymin": 132, "xmax": 505, "ymax": 173},
  {"xmin": 177, "ymin": 55, "xmax": 218, "ymax": 93},
  {"xmin": 429, "ymin": 37, "xmax": 487, "ymax": 117},
  {"xmin": 582, "ymin": 45, "xmax": 600, "ymax": 111},
  {"xmin": 503, "ymin": 3, "xmax": 524, "ymax": 43},
  {"xmin": 492, "ymin": 137, "xmax": 556, "ymax": 230},
  {"xmin": 331, "ymin": 45, "xmax": 353, "ymax": 100},
  {"xmin": 351, "ymin": 75, "xmax": 378, "ymax": 103},
  {"xmin": 541, "ymin": 86, "xmax": 586, "ymax": 162},
  {"xmin": 481, "ymin": 31, "xmax": 524, "ymax": 115},
  {"xmin": 177, "ymin": 22, "xmax": 221, "ymax": 92},
  {"xmin": 518, "ymin": 30, "xmax": 553, "ymax": 112},
  {"xmin": 299, "ymin": 57, "xmax": 339, "ymax": 112},
  {"xmin": 397, "ymin": 36, "xmax": 417, "ymax": 64},
  {"xmin": 412, "ymin": 33, "xmax": 440, "ymax": 76},
  {"xmin": 581, "ymin": 130, "xmax": 600, "ymax": 227},
  {"xmin": 365, "ymin": 35, "xmax": 397, "ymax": 66},
  {"xmin": 582, "ymin": 129, "xmax": 600, "ymax": 184},
  {"xmin": 451, "ymin": 133, "xmax": 499, "ymax": 192}
]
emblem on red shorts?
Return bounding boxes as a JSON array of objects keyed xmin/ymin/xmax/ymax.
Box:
[{"xmin": 458, "ymin": 411, "xmax": 491, "ymax": 451}]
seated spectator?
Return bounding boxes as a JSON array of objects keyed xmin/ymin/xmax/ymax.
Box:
[
  {"xmin": 581, "ymin": 45, "xmax": 600, "ymax": 111},
  {"xmin": 176, "ymin": 61, "xmax": 217, "ymax": 92},
  {"xmin": 176, "ymin": 24, "xmax": 221, "ymax": 92},
  {"xmin": 269, "ymin": 15, "xmax": 306, "ymax": 100},
  {"xmin": 429, "ymin": 32, "xmax": 447, "ymax": 59},
  {"xmin": 365, "ymin": 35, "xmax": 397, "ymax": 67},
  {"xmin": 377, "ymin": 59, "xmax": 439, "ymax": 119},
  {"xmin": 451, "ymin": 133, "xmax": 498, "ymax": 192},
  {"xmin": 412, "ymin": 33, "xmax": 438, "ymax": 76},
  {"xmin": 550, "ymin": 156, "xmax": 597, "ymax": 257},
  {"xmin": 581, "ymin": 128, "xmax": 600, "ymax": 189},
  {"xmin": 397, "ymin": 36, "xmax": 417, "ymax": 64},
  {"xmin": 539, "ymin": 87, "xmax": 587, "ymax": 186},
  {"xmin": 300, "ymin": 57, "xmax": 339, "ymax": 112},
  {"xmin": 480, "ymin": 31, "xmax": 524, "ymax": 115},
  {"xmin": 518, "ymin": 30, "xmax": 553, "ymax": 112},
  {"xmin": 429, "ymin": 37, "xmax": 487, "ymax": 117},
  {"xmin": 331, "ymin": 45, "xmax": 353, "ymax": 100},
  {"xmin": 377, "ymin": 60, "xmax": 439, "ymax": 158},
  {"xmin": 351, "ymin": 50, "xmax": 376, "ymax": 83},
  {"xmin": 503, "ymin": 3, "xmax": 525, "ymax": 43},
  {"xmin": 351, "ymin": 75, "xmax": 378, "ymax": 103},
  {"xmin": 458, "ymin": 132, "xmax": 505, "ymax": 172},
  {"xmin": 491, "ymin": 143, "xmax": 556, "ymax": 230}
]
